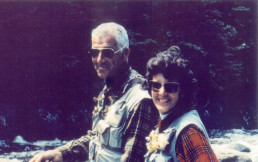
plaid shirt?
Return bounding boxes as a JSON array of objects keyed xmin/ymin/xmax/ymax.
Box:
[
  {"xmin": 176, "ymin": 125, "xmax": 218, "ymax": 162},
  {"xmin": 123, "ymin": 99, "xmax": 158, "ymax": 161},
  {"xmin": 58, "ymin": 66, "xmax": 159, "ymax": 162}
]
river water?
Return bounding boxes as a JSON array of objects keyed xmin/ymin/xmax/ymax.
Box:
[{"xmin": 0, "ymin": 129, "xmax": 257, "ymax": 162}]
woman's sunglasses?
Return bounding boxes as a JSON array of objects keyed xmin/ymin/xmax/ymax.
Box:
[
  {"xmin": 89, "ymin": 48, "xmax": 123, "ymax": 59},
  {"xmin": 149, "ymin": 80, "xmax": 179, "ymax": 93}
]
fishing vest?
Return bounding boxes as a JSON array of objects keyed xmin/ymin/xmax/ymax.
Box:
[
  {"xmin": 145, "ymin": 110, "xmax": 210, "ymax": 162},
  {"xmin": 88, "ymin": 84, "xmax": 150, "ymax": 162}
]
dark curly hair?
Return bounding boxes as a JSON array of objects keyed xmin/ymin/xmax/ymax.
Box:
[{"xmin": 144, "ymin": 46, "xmax": 196, "ymax": 107}]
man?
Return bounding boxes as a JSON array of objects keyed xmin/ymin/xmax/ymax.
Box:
[{"xmin": 30, "ymin": 22, "xmax": 158, "ymax": 162}]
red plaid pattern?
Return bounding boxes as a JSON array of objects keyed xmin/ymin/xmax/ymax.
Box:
[{"xmin": 176, "ymin": 125, "xmax": 218, "ymax": 162}]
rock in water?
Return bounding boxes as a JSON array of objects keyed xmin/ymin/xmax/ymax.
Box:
[
  {"xmin": 212, "ymin": 142, "xmax": 253, "ymax": 162},
  {"xmin": 221, "ymin": 156, "xmax": 252, "ymax": 162},
  {"xmin": 227, "ymin": 142, "xmax": 251, "ymax": 152},
  {"xmin": 13, "ymin": 136, "xmax": 30, "ymax": 145}
]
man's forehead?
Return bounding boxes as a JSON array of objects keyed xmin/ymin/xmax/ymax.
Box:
[{"xmin": 92, "ymin": 34, "xmax": 117, "ymax": 48}]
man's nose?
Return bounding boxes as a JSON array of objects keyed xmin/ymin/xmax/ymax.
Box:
[{"xmin": 96, "ymin": 52, "xmax": 104, "ymax": 63}]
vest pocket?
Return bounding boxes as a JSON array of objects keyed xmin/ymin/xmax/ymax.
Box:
[
  {"xmin": 105, "ymin": 101, "xmax": 126, "ymax": 127},
  {"xmin": 97, "ymin": 119, "xmax": 124, "ymax": 148},
  {"xmin": 109, "ymin": 126, "xmax": 123, "ymax": 148},
  {"xmin": 98, "ymin": 120, "xmax": 110, "ymax": 146}
]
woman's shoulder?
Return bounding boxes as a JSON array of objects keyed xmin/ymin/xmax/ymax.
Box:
[
  {"xmin": 176, "ymin": 124, "xmax": 218, "ymax": 161},
  {"xmin": 176, "ymin": 124, "xmax": 209, "ymax": 150},
  {"xmin": 180, "ymin": 124, "xmax": 206, "ymax": 139}
]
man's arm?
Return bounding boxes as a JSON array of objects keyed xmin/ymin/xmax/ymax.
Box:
[
  {"xmin": 57, "ymin": 134, "xmax": 91, "ymax": 161},
  {"xmin": 29, "ymin": 149, "xmax": 63, "ymax": 162},
  {"xmin": 121, "ymin": 99, "xmax": 158, "ymax": 162},
  {"xmin": 29, "ymin": 134, "xmax": 91, "ymax": 162}
]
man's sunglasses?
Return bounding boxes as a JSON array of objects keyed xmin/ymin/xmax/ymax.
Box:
[
  {"xmin": 89, "ymin": 48, "xmax": 123, "ymax": 59},
  {"xmin": 149, "ymin": 80, "xmax": 179, "ymax": 93}
]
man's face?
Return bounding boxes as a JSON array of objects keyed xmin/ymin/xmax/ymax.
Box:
[{"xmin": 91, "ymin": 34, "xmax": 125, "ymax": 80}]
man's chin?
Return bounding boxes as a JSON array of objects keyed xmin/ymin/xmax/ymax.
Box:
[{"xmin": 97, "ymin": 71, "xmax": 109, "ymax": 80}]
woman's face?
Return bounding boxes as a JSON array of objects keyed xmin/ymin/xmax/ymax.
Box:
[{"xmin": 151, "ymin": 73, "xmax": 180, "ymax": 115}]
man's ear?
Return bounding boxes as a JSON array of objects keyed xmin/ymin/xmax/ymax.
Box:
[{"xmin": 123, "ymin": 47, "xmax": 130, "ymax": 62}]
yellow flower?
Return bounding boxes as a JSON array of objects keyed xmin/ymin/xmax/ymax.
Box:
[
  {"xmin": 158, "ymin": 133, "xmax": 169, "ymax": 150},
  {"xmin": 146, "ymin": 131, "xmax": 169, "ymax": 152}
]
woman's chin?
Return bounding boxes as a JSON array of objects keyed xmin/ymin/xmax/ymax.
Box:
[{"xmin": 156, "ymin": 106, "xmax": 170, "ymax": 115}]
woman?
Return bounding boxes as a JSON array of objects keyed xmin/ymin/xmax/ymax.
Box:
[{"xmin": 144, "ymin": 46, "xmax": 218, "ymax": 162}]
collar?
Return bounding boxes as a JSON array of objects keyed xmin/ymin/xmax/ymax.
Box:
[
  {"xmin": 159, "ymin": 112, "xmax": 170, "ymax": 120},
  {"xmin": 158, "ymin": 105, "xmax": 192, "ymax": 132},
  {"xmin": 103, "ymin": 64, "xmax": 142, "ymax": 97}
]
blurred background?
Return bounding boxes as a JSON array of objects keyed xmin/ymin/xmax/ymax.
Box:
[{"xmin": 0, "ymin": 0, "xmax": 257, "ymax": 143}]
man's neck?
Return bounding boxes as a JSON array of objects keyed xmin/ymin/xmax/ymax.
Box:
[{"xmin": 104, "ymin": 63, "xmax": 130, "ymax": 89}]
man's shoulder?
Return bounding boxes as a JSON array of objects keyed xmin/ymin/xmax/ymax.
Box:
[
  {"xmin": 140, "ymin": 98, "xmax": 153, "ymax": 105},
  {"xmin": 128, "ymin": 68, "xmax": 144, "ymax": 84},
  {"xmin": 125, "ymin": 84, "xmax": 150, "ymax": 100},
  {"xmin": 121, "ymin": 67, "xmax": 144, "ymax": 93}
]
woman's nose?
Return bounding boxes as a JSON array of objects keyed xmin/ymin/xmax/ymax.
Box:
[{"xmin": 159, "ymin": 86, "xmax": 167, "ymax": 96}]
